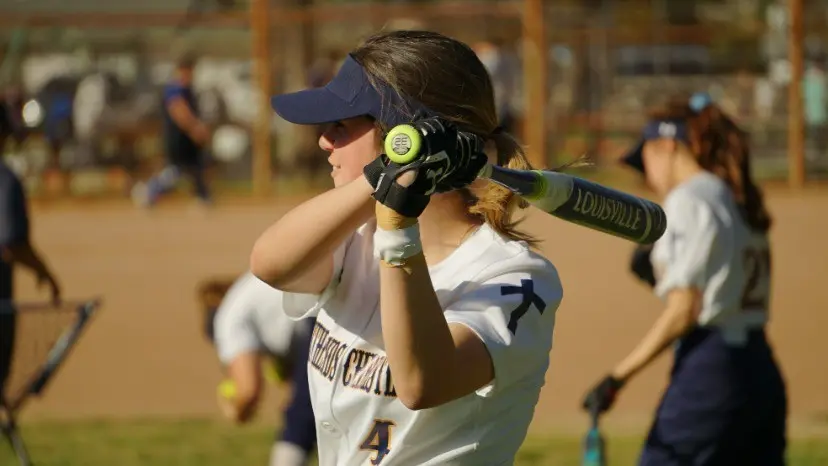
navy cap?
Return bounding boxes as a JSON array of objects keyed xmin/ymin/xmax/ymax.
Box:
[
  {"xmin": 620, "ymin": 119, "xmax": 690, "ymax": 173},
  {"xmin": 270, "ymin": 54, "xmax": 433, "ymax": 128}
]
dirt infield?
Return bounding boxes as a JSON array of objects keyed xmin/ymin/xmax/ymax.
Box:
[{"xmin": 12, "ymin": 188, "xmax": 828, "ymax": 435}]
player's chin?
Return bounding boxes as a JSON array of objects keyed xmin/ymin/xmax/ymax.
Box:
[{"xmin": 331, "ymin": 172, "xmax": 347, "ymax": 188}]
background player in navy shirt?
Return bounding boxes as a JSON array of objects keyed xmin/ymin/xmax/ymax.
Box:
[{"xmin": 132, "ymin": 52, "xmax": 212, "ymax": 208}]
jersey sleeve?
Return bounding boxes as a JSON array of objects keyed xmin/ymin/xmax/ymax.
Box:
[
  {"xmin": 0, "ymin": 172, "xmax": 29, "ymax": 247},
  {"xmin": 214, "ymin": 295, "xmax": 261, "ymax": 365},
  {"xmin": 163, "ymin": 84, "xmax": 186, "ymax": 104},
  {"xmin": 653, "ymin": 192, "xmax": 719, "ymax": 299},
  {"xmin": 280, "ymin": 236, "xmax": 349, "ymax": 320},
  {"xmin": 443, "ymin": 269, "xmax": 563, "ymax": 396}
]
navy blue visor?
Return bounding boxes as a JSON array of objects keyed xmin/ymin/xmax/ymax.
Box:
[
  {"xmin": 270, "ymin": 54, "xmax": 433, "ymax": 128},
  {"xmin": 620, "ymin": 119, "xmax": 691, "ymax": 173}
]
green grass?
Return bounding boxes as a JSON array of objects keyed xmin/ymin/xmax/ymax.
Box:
[{"xmin": 2, "ymin": 419, "xmax": 827, "ymax": 466}]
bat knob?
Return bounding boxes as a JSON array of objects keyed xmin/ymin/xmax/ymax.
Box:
[{"xmin": 384, "ymin": 124, "xmax": 423, "ymax": 164}]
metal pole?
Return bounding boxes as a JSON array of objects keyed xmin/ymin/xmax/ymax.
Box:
[
  {"xmin": 521, "ymin": 0, "xmax": 547, "ymax": 168},
  {"xmin": 251, "ymin": 0, "xmax": 273, "ymax": 196},
  {"xmin": 787, "ymin": 0, "xmax": 805, "ymax": 188}
]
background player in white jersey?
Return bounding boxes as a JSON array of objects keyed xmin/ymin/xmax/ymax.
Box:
[
  {"xmin": 250, "ymin": 30, "xmax": 564, "ymax": 465},
  {"xmin": 583, "ymin": 95, "xmax": 787, "ymax": 466},
  {"xmin": 198, "ymin": 272, "xmax": 317, "ymax": 466}
]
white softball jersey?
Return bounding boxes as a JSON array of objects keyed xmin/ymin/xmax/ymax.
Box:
[
  {"xmin": 281, "ymin": 220, "xmax": 563, "ymax": 466},
  {"xmin": 214, "ymin": 271, "xmax": 299, "ymax": 365},
  {"xmin": 650, "ymin": 172, "xmax": 770, "ymax": 344}
]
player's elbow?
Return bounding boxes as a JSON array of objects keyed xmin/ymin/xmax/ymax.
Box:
[
  {"xmin": 395, "ymin": 380, "xmax": 444, "ymax": 411},
  {"xmin": 249, "ymin": 241, "xmax": 291, "ymax": 287},
  {"xmin": 398, "ymin": 391, "xmax": 430, "ymax": 411}
]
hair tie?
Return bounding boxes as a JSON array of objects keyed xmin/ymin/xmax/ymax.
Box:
[
  {"xmin": 490, "ymin": 125, "xmax": 504, "ymax": 137},
  {"xmin": 689, "ymin": 92, "xmax": 713, "ymax": 113}
]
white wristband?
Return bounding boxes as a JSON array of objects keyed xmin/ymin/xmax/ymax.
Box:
[{"xmin": 373, "ymin": 223, "xmax": 423, "ymax": 266}]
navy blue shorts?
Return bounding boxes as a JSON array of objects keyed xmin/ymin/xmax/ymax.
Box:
[
  {"xmin": 639, "ymin": 327, "xmax": 787, "ymax": 466},
  {"xmin": 279, "ymin": 318, "xmax": 316, "ymax": 453}
]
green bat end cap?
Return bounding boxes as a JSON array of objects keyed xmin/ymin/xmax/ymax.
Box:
[{"xmin": 384, "ymin": 124, "xmax": 422, "ymax": 164}]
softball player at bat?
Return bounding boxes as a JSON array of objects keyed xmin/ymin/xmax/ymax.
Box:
[
  {"xmin": 201, "ymin": 272, "xmax": 317, "ymax": 466},
  {"xmin": 250, "ymin": 30, "xmax": 564, "ymax": 465},
  {"xmin": 583, "ymin": 94, "xmax": 787, "ymax": 466}
]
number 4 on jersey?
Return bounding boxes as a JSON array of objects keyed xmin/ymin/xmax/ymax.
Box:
[{"xmin": 360, "ymin": 419, "xmax": 396, "ymax": 465}]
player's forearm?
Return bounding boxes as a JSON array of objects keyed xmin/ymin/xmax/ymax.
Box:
[
  {"xmin": 2, "ymin": 242, "xmax": 51, "ymax": 276},
  {"xmin": 379, "ymin": 252, "xmax": 460, "ymax": 410},
  {"xmin": 250, "ymin": 176, "xmax": 375, "ymax": 291},
  {"xmin": 220, "ymin": 353, "xmax": 263, "ymax": 424},
  {"xmin": 612, "ymin": 290, "xmax": 697, "ymax": 382}
]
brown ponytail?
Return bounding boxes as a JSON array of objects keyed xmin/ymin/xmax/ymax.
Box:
[
  {"xmin": 466, "ymin": 130, "xmax": 537, "ymax": 246},
  {"xmin": 650, "ymin": 98, "xmax": 772, "ymax": 233}
]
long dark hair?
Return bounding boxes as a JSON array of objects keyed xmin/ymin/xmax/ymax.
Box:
[{"xmin": 651, "ymin": 98, "xmax": 772, "ymax": 233}]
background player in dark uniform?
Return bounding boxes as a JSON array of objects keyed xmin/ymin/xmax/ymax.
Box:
[
  {"xmin": 132, "ymin": 52, "xmax": 212, "ymax": 208},
  {"xmin": 198, "ymin": 272, "xmax": 317, "ymax": 466},
  {"xmin": 0, "ymin": 148, "xmax": 62, "ymax": 391}
]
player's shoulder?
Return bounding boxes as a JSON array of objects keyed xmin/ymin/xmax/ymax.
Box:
[
  {"xmin": 667, "ymin": 172, "xmax": 732, "ymax": 208},
  {"xmin": 163, "ymin": 82, "xmax": 189, "ymax": 99},
  {"xmin": 664, "ymin": 173, "xmax": 733, "ymax": 226},
  {"xmin": 444, "ymin": 224, "xmax": 562, "ymax": 295}
]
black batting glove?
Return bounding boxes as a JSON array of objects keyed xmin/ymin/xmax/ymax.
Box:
[
  {"xmin": 630, "ymin": 245, "xmax": 656, "ymax": 288},
  {"xmin": 363, "ymin": 117, "xmax": 486, "ymax": 217},
  {"xmin": 582, "ymin": 375, "xmax": 625, "ymax": 414},
  {"xmin": 407, "ymin": 117, "xmax": 486, "ymax": 193},
  {"xmin": 435, "ymin": 129, "xmax": 488, "ymax": 193},
  {"xmin": 364, "ymin": 118, "xmax": 488, "ymax": 193}
]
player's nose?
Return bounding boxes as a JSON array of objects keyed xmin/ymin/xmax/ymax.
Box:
[{"xmin": 318, "ymin": 127, "xmax": 335, "ymax": 152}]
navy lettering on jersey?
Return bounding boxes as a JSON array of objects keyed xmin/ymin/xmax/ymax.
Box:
[
  {"xmin": 310, "ymin": 321, "xmax": 397, "ymax": 398},
  {"xmin": 501, "ymin": 279, "xmax": 546, "ymax": 334},
  {"xmin": 308, "ymin": 321, "xmax": 348, "ymax": 382}
]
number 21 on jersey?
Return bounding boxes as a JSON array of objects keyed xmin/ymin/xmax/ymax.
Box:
[{"xmin": 360, "ymin": 419, "xmax": 396, "ymax": 465}]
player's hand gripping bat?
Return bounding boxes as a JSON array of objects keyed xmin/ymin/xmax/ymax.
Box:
[{"xmin": 383, "ymin": 124, "xmax": 667, "ymax": 245}]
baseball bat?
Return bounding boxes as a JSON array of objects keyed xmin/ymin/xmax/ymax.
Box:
[
  {"xmin": 384, "ymin": 124, "xmax": 667, "ymax": 245},
  {"xmin": 582, "ymin": 405, "xmax": 607, "ymax": 466}
]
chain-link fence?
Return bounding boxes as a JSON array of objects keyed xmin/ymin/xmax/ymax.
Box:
[
  {"xmin": 541, "ymin": 0, "xmax": 827, "ymax": 179},
  {"xmin": 0, "ymin": 0, "xmax": 825, "ymax": 198}
]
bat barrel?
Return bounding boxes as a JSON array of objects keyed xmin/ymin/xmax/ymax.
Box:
[
  {"xmin": 483, "ymin": 166, "xmax": 667, "ymax": 245},
  {"xmin": 546, "ymin": 173, "xmax": 666, "ymax": 245}
]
